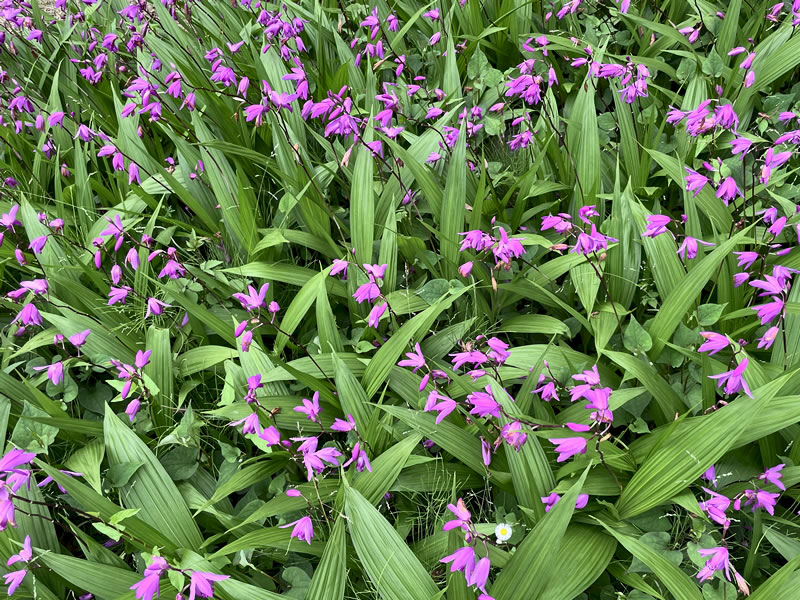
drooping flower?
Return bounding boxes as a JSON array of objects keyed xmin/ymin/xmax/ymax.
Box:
[
  {"xmin": 367, "ymin": 302, "xmax": 387, "ymax": 328},
  {"xmin": 759, "ymin": 464, "xmax": 786, "ymax": 490},
  {"xmin": 752, "ymin": 298, "xmax": 784, "ymax": 325},
  {"xmin": 3, "ymin": 570, "xmax": 27, "ymax": 595},
  {"xmin": 145, "ymin": 298, "xmax": 170, "ymax": 318},
  {"xmin": 441, "ymin": 546, "xmax": 475, "ymax": 579},
  {"xmin": 697, "ymin": 546, "xmax": 732, "ymax": 582},
  {"xmin": 467, "ymin": 386, "xmax": 501, "ymax": 419},
  {"xmin": 188, "ymin": 571, "xmax": 230, "ymax": 600},
  {"xmin": 280, "ymin": 515, "xmax": 314, "ymax": 544},
  {"xmin": 698, "ymin": 488, "xmax": 731, "ymax": 526},
  {"xmin": 33, "ymin": 361, "xmax": 64, "ymax": 386},
  {"xmin": 677, "ymin": 236, "xmax": 714, "ymax": 260},
  {"xmin": 757, "ymin": 326, "xmax": 780, "ymax": 349},
  {"xmin": 294, "ymin": 391, "xmax": 321, "ymax": 423},
  {"xmin": 499, "ymin": 421, "xmax": 527, "ymax": 451},
  {"xmin": 709, "ymin": 357, "xmax": 752, "ymax": 397},
  {"xmin": 716, "ymin": 177, "xmax": 742, "ymax": 205},
  {"xmin": 698, "ymin": 332, "xmax": 729, "ymax": 355},
  {"xmin": 549, "ymin": 437, "xmax": 587, "ymax": 462},
  {"xmin": 642, "ymin": 215, "xmax": 671, "ymax": 238},
  {"xmin": 443, "ymin": 499, "xmax": 471, "ymax": 532},
  {"xmin": 467, "ymin": 557, "xmax": 491, "ymax": 592}
]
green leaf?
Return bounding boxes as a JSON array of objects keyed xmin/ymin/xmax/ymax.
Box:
[
  {"xmin": 439, "ymin": 122, "xmax": 467, "ymax": 279},
  {"xmin": 352, "ymin": 129, "xmax": 375, "ymax": 265},
  {"xmin": 345, "ymin": 485, "xmax": 440, "ymax": 600},
  {"xmin": 37, "ymin": 552, "xmax": 146, "ymax": 599},
  {"xmin": 306, "ymin": 516, "xmax": 346, "ymax": 600},
  {"xmin": 103, "ymin": 404, "xmax": 203, "ymax": 548},
  {"xmin": 616, "ymin": 371, "xmax": 795, "ymax": 518},
  {"xmin": 353, "ymin": 433, "xmax": 421, "ymax": 505},
  {"xmin": 648, "ymin": 228, "xmax": 750, "ymax": 358},
  {"xmin": 539, "ymin": 525, "xmax": 617, "ymax": 600},
  {"xmin": 491, "ymin": 468, "xmax": 588, "ymax": 600},
  {"xmin": 362, "ymin": 285, "xmax": 470, "ymax": 396},
  {"xmin": 594, "ymin": 519, "xmax": 703, "ymax": 600},
  {"xmin": 623, "ymin": 317, "xmax": 653, "ymax": 355}
]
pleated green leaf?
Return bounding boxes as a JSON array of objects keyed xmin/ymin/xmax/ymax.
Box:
[
  {"xmin": 103, "ymin": 404, "xmax": 203, "ymax": 548},
  {"xmin": 491, "ymin": 468, "xmax": 588, "ymax": 600},
  {"xmin": 345, "ymin": 485, "xmax": 439, "ymax": 600},
  {"xmin": 594, "ymin": 519, "xmax": 702, "ymax": 600}
]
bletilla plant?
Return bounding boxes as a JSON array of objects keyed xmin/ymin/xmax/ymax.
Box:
[{"xmin": 0, "ymin": 0, "xmax": 799, "ymax": 598}]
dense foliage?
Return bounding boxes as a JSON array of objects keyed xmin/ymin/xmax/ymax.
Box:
[{"xmin": 1, "ymin": 0, "xmax": 800, "ymax": 598}]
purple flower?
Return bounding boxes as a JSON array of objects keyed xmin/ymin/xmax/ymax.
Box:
[
  {"xmin": 735, "ymin": 251, "xmax": 759, "ymax": 269},
  {"xmin": 7, "ymin": 535, "xmax": 32, "ymax": 566},
  {"xmin": 677, "ymin": 236, "xmax": 713, "ymax": 260},
  {"xmin": 441, "ymin": 546, "xmax": 475, "ymax": 580},
  {"xmin": 135, "ymin": 350, "xmax": 152, "ymax": 369},
  {"xmin": 33, "ymin": 361, "xmax": 64, "ymax": 386},
  {"xmin": 13, "ymin": 303, "xmax": 43, "ymax": 327},
  {"xmin": 716, "ymin": 177, "xmax": 742, "ymax": 205},
  {"xmin": 697, "ymin": 546, "xmax": 732, "ymax": 582},
  {"xmin": 698, "ymin": 488, "xmax": 731, "ymax": 526},
  {"xmin": 233, "ymin": 283, "xmax": 269, "ymax": 312},
  {"xmin": 642, "ymin": 215, "xmax": 671, "ymax": 238},
  {"xmin": 330, "ymin": 259, "xmax": 348, "ymax": 277},
  {"xmin": 541, "ymin": 492, "xmax": 590, "ymax": 512},
  {"xmin": 131, "ymin": 574, "xmax": 161, "ymax": 600},
  {"xmin": 294, "ymin": 391, "xmax": 321, "ymax": 423},
  {"xmin": 330, "ymin": 415, "xmax": 356, "ymax": 432},
  {"xmin": 109, "ymin": 286, "xmax": 132, "ymax": 305},
  {"xmin": 28, "ymin": 235, "xmax": 48, "ymax": 254},
  {"xmin": 757, "ymin": 326, "xmax": 780, "ymax": 349},
  {"xmin": 467, "ymin": 556, "xmax": 490, "ymax": 592},
  {"xmin": 500, "ymin": 421, "xmax": 527, "ymax": 450},
  {"xmin": 467, "ymin": 386, "xmax": 501, "ymax": 418},
  {"xmin": 698, "ymin": 332, "xmax": 729, "ymax": 355},
  {"xmin": 367, "ymin": 302, "xmax": 387, "ymax": 328},
  {"xmin": 709, "ymin": 357, "xmax": 752, "ymax": 397},
  {"xmin": 424, "ymin": 390, "xmax": 457, "ymax": 424},
  {"xmin": 280, "ymin": 516, "xmax": 314, "ymax": 544},
  {"xmin": 759, "ymin": 464, "xmax": 785, "ymax": 490},
  {"xmin": 125, "ymin": 399, "xmax": 141, "ymax": 422},
  {"xmin": 69, "ymin": 329, "xmax": 91, "ymax": 347},
  {"xmin": 3, "ymin": 570, "xmax": 27, "ymax": 595},
  {"xmin": 258, "ymin": 425, "xmax": 283, "ymax": 446},
  {"xmin": 188, "ymin": 571, "xmax": 229, "ymax": 600},
  {"xmin": 342, "ymin": 441, "xmax": 372, "ymax": 472},
  {"xmin": 752, "ymin": 298, "xmax": 784, "ymax": 325},
  {"xmin": 549, "ymin": 437, "xmax": 588, "ymax": 462},
  {"xmin": 730, "ymin": 137, "xmax": 753, "ymax": 157},
  {"xmin": 145, "ymin": 298, "xmax": 170, "ymax": 318},
  {"xmin": 353, "ymin": 280, "xmax": 381, "ymax": 303},
  {"xmin": 398, "ymin": 343, "xmax": 425, "ymax": 372},
  {"xmin": 442, "ymin": 499, "xmax": 471, "ymax": 531},
  {"xmin": 735, "ymin": 488, "xmax": 780, "ymax": 515}
]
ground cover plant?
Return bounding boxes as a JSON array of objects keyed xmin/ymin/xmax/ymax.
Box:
[{"xmin": 1, "ymin": 0, "xmax": 800, "ymax": 597}]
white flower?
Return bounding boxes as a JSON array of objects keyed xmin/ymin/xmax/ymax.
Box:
[{"xmin": 495, "ymin": 523, "xmax": 512, "ymax": 543}]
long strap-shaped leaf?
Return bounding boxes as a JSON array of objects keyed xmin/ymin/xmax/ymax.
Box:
[
  {"xmin": 593, "ymin": 519, "xmax": 702, "ymax": 600},
  {"xmin": 491, "ymin": 468, "xmax": 588, "ymax": 600},
  {"xmin": 345, "ymin": 484, "xmax": 440, "ymax": 600},
  {"xmin": 616, "ymin": 370, "xmax": 797, "ymax": 519},
  {"xmin": 306, "ymin": 517, "xmax": 347, "ymax": 600},
  {"xmin": 103, "ymin": 404, "xmax": 203, "ymax": 548},
  {"xmin": 362, "ymin": 285, "xmax": 470, "ymax": 397}
]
